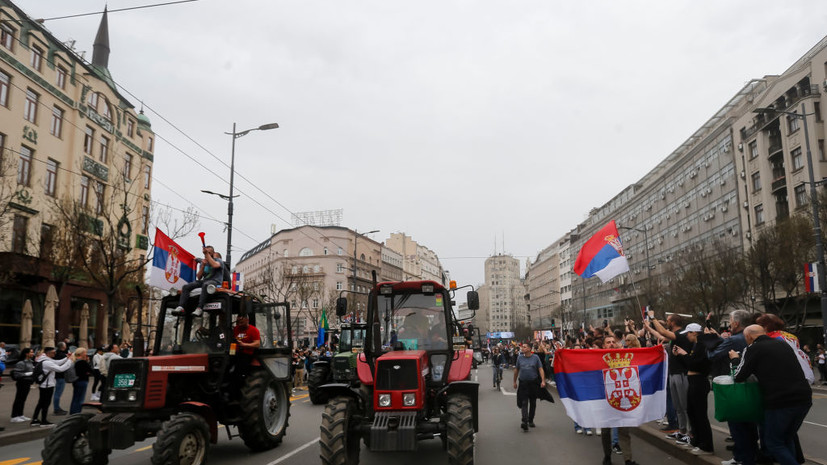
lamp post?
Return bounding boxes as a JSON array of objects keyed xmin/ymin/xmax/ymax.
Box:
[
  {"xmin": 756, "ymin": 103, "xmax": 827, "ymax": 345},
  {"xmin": 352, "ymin": 229, "xmax": 379, "ymax": 321},
  {"xmin": 203, "ymin": 122, "xmax": 278, "ymax": 269},
  {"xmin": 618, "ymin": 225, "xmax": 653, "ymax": 306}
]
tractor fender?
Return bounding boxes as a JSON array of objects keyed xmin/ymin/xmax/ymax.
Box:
[
  {"xmin": 438, "ymin": 381, "xmax": 480, "ymax": 432},
  {"xmin": 318, "ymin": 383, "xmax": 364, "ymax": 409},
  {"xmin": 356, "ymin": 353, "xmax": 373, "ymax": 385},
  {"xmin": 446, "ymin": 349, "xmax": 474, "ymax": 382},
  {"xmin": 178, "ymin": 401, "xmax": 219, "ymax": 444},
  {"xmin": 313, "ymin": 360, "xmax": 331, "ymax": 369}
]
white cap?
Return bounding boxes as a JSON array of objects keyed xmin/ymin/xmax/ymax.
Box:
[{"xmin": 680, "ymin": 323, "xmax": 703, "ymax": 334}]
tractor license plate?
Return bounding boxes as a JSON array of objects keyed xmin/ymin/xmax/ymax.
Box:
[{"xmin": 113, "ymin": 373, "xmax": 136, "ymax": 388}]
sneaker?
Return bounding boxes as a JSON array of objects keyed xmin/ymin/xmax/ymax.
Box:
[
  {"xmin": 54, "ymin": 410, "xmax": 68, "ymax": 416},
  {"xmin": 529, "ymin": 422, "xmax": 536, "ymax": 428},
  {"xmin": 612, "ymin": 444, "xmax": 622, "ymax": 455},
  {"xmin": 30, "ymin": 420, "xmax": 41, "ymax": 427},
  {"xmin": 21, "ymin": 416, "xmax": 31, "ymax": 421},
  {"xmin": 90, "ymin": 394, "xmax": 100, "ymax": 401},
  {"xmin": 721, "ymin": 459, "xmax": 742, "ymax": 465},
  {"xmin": 40, "ymin": 421, "xmax": 54, "ymax": 427},
  {"xmin": 521, "ymin": 422, "xmax": 528, "ymax": 431},
  {"xmin": 660, "ymin": 425, "xmax": 678, "ymax": 433},
  {"xmin": 575, "ymin": 427, "xmax": 584, "ymax": 434},
  {"xmin": 192, "ymin": 307, "xmax": 203, "ymax": 317},
  {"xmin": 676, "ymin": 435, "xmax": 691, "ymax": 446},
  {"xmin": 690, "ymin": 447, "xmax": 712, "ymax": 455},
  {"xmin": 10, "ymin": 416, "xmax": 26, "ymax": 423},
  {"xmin": 586, "ymin": 429, "xmax": 593, "ymax": 436},
  {"xmin": 725, "ymin": 436, "xmax": 734, "ymax": 442},
  {"xmin": 665, "ymin": 431, "xmax": 682, "ymax": 440}
]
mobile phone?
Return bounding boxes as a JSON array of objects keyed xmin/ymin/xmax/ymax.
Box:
[
  {"xmin": 603, "ymin": 319, "xmax": 608, "ymax": 328},
  {"xmin": 706, "ymin": 320, "xmax": 714, "ymax": 329}
]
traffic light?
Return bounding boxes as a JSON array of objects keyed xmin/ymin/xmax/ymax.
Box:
[{"xmin": 551, "ymin": 319, "xmax": 555, "ymax": 327}]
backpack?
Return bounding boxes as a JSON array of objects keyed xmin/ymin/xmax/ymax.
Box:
[
  {"xmin": 33, "ymin": 361, "xmax": 47, "ymax": 385},
  {"xmin": 64, "ymin": 364, "xmax": 78, "ymax": 384}
]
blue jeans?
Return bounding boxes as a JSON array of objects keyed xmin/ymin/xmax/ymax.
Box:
[
  {"xmin": 762, "ymin": 404, "xmax": 810, "ymax": 465},
  {"xmin": 70, "ymin": 380, "xmax": 88, "ymax": 415},
  {"xmin": 729, "ymin": 421, "xmax": 758, "ymax": 465},
  {"xmin": 53, "ymin": 378, "xmax": 66, "ymax": 412},
  {"xmin": 612, "ymin": 427, "xmax": 619, "ymax": 446}
]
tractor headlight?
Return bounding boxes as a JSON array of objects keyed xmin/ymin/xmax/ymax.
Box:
[
  {"xmin": 128, "ymin": 391, "xmax": 138, "ymax": 402},
  {"xmin": 108, "ymin": 392, "xmax": 117, "ymax": 402},
  {"xmin": 421, "ymin": 284, "xmax": 434, "ymax": 293},
  {"xmin": 403, "ymin": 393, "xmax": 416, "ymax": 406},
  {"xmin": 378, "ymin": 394, "xmax": 391, "ymax": 407},
  {"xmin": 206, "ymin": 284, "xmax": 216, "ymax": 294}
]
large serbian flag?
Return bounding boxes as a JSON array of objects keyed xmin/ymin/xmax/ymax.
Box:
[
  {"xmin": 573, "ymin": 220, "xmax": 630, "ymax": 283},
  {"xmin": 553, "ymin": 346, "xmax": 668, "ymax": 428},
  {"xmin": 150, "ymin": 229, "xmax": 197, "ymax": 290}
]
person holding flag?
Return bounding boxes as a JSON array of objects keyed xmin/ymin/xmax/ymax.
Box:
[{"xmin": 174, "ymin": 245, "xmax": 225, "ymax": 316}]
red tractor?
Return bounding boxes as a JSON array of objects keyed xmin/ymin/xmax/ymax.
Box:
[
  {"xmin": 41, "ymin": 290, "xmax": 293, "ymax": 465},
  {"xmin": 319, "ymin": 280, "xmax": 480, "ymax": 465}
]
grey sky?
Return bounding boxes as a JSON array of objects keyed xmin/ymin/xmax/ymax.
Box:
[{"xmin": 18, "ymin": 0, "xmax": 827, "ymax": 287}]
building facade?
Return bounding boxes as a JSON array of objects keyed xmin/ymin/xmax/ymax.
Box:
[
  {"xmin": 384, "ymin": 232, "xmax": 447, "ymax": 284},
  {"xmin": 0, "ymin": 2, "xmax": 154, "ymax": 345},
  {"xmin": 483, "ymin": 254, "xmax": 526, "ymax": 333}
]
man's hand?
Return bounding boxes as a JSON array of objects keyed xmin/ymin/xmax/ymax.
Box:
[
  {"xmin": 704, "ymin": 327, "xmax": 719, "ymax": 335},
  {"xmin": 540, "ymin": 379, "xmax": 546, "ymax": 388},
  {"xmin": 513, "ymin": 381, "xmax": 518, "ymax": 389},
  {"xmin": 728, "ymin": 350, "xmax": 740, "ymax": 360},
  {"xmin": 673, "ymin": 345, "xmax": 687, "ymax": 356}
]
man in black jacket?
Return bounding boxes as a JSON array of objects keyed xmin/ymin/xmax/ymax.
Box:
[{"xmin": 729, "ymin": 325, "xmax": 812, "ymax": 465}]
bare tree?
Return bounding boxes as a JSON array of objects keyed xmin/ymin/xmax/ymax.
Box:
[{"xmin": 151, "ymin": 203, "xmax": 200, "ymax": 241}]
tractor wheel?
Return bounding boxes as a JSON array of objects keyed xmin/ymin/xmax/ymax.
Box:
[
  {"xmin": 308, "ymin": 364, "xmax": 332, "ymax": 405},
  {"xmin": 446, "ymin": 395, "xmax": 474, "ymax": 465},
  {"xmin": 151, "ymin": 412, "xmax": 210, "ymax": 465},
  {"xmin": 238, "ymin": 370, "xmax": 291, "ymax": 451},
  {"xmin": 320, "ymin": 396, "xmax": 360, "ymax": 465},
  {"xmin": 42, "ymin": 413, "xmax": 110, "ymax": 465}
]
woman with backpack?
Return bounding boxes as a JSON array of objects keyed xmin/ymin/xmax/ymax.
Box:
[
  {"xmin": 10, "ymin": 347, "xmax": 34, "ymax": 423},
  {"xmin": 31, "ymin": 347, "xmax": 73, "ymax": 427}
]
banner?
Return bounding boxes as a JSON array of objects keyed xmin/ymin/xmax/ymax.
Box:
[
  {"xmin": 554, "ymin": 346, "xmax": 668, "ymax": 428},
  {"xmin": 150, "ymin": 229, "xmax": 196, "ymax": 290}
]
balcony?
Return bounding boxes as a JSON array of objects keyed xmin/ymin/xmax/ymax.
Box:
[{"xmin": 771, "ymin": 176, "xmax": 787, "ymax": 193}]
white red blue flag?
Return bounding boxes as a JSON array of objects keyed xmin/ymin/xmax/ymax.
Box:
[
  {"xmin": 231, "ymin": 272, "xmax": 243, "ymax": 291},
  {"xmin": 573, "ymin": 220, "xmax": 630, "ymax": 283},
  {"xmin": 150, "ymin": 229, "xmax": 196, "ymax": 290},
  {"xmin": 553, "ymin": 346, "xmax": 668, "ymax": 428},
  {"xmin": 804, "ymin": 263, "xmax": 820, "ymax": 293}
]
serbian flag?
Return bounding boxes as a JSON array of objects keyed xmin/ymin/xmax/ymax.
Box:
[
  {"xmin": 573, "ymin": 220, "xmax": 630, "ymax": 283},
  {"xmin": 231, "ymin": 272, "xmax": 243, "ymax": 291},
  {"xmin": 804, "ymin": 263, "xmax": 820, "ymax": 293},
  {"xmin": 553, "ymin": 346, "xmax": 668, "ymax": 428},
  {"xmin": 150, "ymin": 229, "xmax": 197, "ymax": 290}
]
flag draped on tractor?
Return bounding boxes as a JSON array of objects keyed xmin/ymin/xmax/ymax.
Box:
[
  {"xmin": 150, "ymin": 229, "xmax": 196, "ymax": 290},
  {"xmin": 573, "ymin": 220, "xmax": 630, "ymax": 283},
  {"xmin": 553, "ymin": 346, "xmax": 668, "ymax": 428},
  {"xmin": 317, "ymin": 308, "xmax": 329, "ymax": 347}
]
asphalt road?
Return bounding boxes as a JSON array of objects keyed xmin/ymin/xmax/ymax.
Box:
[{"xmin": 0, "ymin": 365, "xmax": 697, "ymax": 465}]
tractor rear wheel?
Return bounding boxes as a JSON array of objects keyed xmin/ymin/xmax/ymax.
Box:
[
  {"xmin": 42, "ymin": 413, "xmax": 110, "ymax": 465},
  {"xmin": 151, "ymin": 412, "xmax": 210, "ymax": 465},
  {"xmin": 320, "ymin": 396, "xmax": 360, "ymax": 465},
  {"xmin": 446, "ymin": 395, "xmax": 474, "ymax": 465},
  {"xmin": 308, "ymin": 363, "xmax": 332, "ymax": 405},
  {"xmin": 238, "ymin": 370, "xmax": 291, "ymax": 451}
]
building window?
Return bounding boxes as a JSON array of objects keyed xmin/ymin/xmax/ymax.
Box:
[
  {"xmin": 127, "ymin": 119, "xmax": 134, "ymax": 137},
  {"xmin": 788, "ymin": 113, "xmax": 801, "ymax": 133},
  {"xmin": 147, "ymin": 137, "xmax": 153, "ymax": 152},
  {"xmin": 84, "ymin": 126, "xmax": 94, "ymax": 155},
  {"xmin": 94, "ymin": 181, "xmax": 105, "ymax": 214},
  {"xmin": 101, "ymin": 103, "xmax": 111, "ymax": 121},
  {"xmin": 324, "ymin": 247, "xmax": 328, "ymax": 255},
  {"xmin": 17, "ymin": 146, "xmax": 32, "ymax": 185},
  {"xmin": 336, "ymin": 281, "xmax": 343, "ymax": 291},
  {"xmin": 12, "ymin": 215, "xmax": 27, "ymax": 254},
  {"xmin": 0, "ymin": 70, "xmax": 8, "ymax": 107},
  {"xmin": 23, "ymin": 89, "xmax": 38, "ymax": 123},
  {"xmin": 124, "ymin": 153, "xmax": 133, "ymax": 180},
  {"xmin": 791, "ymin": 147, "xmax": 803, "ymax": 171},
  {"xmin": 56, "ymin": 66, "xmax": 67, "ymax": 89},
  {"xmin": 87, "ymin": 92, "xmax": 98, "ymax": 112},
  {"xmin": 748, "ymin": 141, "xmax": 758, "ymax": 159},
  {"xmin": 0, "ymin": 24, "xmax": 14, "ymax": 51},
  {"xmin": 816, "ymin": 102, "xmax": 822, "ymax": 123},
  {"xmin": 142, "ymin": 205, "xmax": 150, "ymax": 234},
  {"xmin": 50, "ymin": 106, "xmax": 63, "ymax": 138},
  {"xmin": 30, "ymin": 45, "xmax": 43, "ymax": 71},
  {"xmin": 751, "ymin": 172, "xmax": 761, "ymax": 192},
  {"xmin": 795, "ymin": 184, "xmax": 807, "ymax": 207},
  {"xmin": 337, "ymin": 247, "xmax": 343, "ymax": 255},
  {"xmin": 100, "ymin": 136, "xmax": 109, "ymax": 163},
  {"xmin": 820, "ymin": 140, "xmax": 825, "ymax": 162},
  {"xmin": 312, "ymin": 299, "xmax": 319, "ymax": 309},
  {"xmin": 143, "ymin": 165, "xmax": 151, "ymax": 189},
  {"xmin": 299, "ymin": 247, "xmax": 313, "ymax": 257},
  {"xmin": 337, "ymin": 263, "xmax": 344, "ymax": 273},
  {"xmin": 40, "ymin": 223, "xmax": 53, "ymax": 259},
  {"xmin": 754, "ymin": 205, "xmax": 765, "ymax": 225},
  {"xmin": 45, "ymin": 158, "xmax": 58, "ymax": 196},
  {"xmin": 80, "ymin": 176, "xmax": 89, "ymax": 206}
]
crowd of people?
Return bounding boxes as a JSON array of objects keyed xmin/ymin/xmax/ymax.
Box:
[{"xmin": 490, "ymin": 309, "xmax": 816, "ymax": 465}]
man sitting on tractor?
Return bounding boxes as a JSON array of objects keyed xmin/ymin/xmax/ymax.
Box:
[{"xmin": 234, "ymin": 314, "xmax": 261, "ymax": 354}]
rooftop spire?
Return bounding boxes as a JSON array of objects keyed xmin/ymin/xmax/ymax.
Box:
[{"xmin": 91, "ymin": 6, "xmax": 110, "ymax": 68}]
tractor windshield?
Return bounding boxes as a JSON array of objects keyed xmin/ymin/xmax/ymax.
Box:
[
  {"xmin": 339, "ymin": 325, "xmax": 366, "ymax": 352},
  {"xmin": 379, "ymin": 293, "xmax": 449, "ymax": 351}
]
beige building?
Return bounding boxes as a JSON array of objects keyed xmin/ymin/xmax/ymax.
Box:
[
  {"xmin": 384, "ymin": 232, "xmax": 446, "ymax": 284},
  {"xmin": 483, "ymin": 254, "xmax": 527, "ymax": 333},
  {"xmin": 0, "ymin": 2, "xmax": 154, "ymax": 344}
]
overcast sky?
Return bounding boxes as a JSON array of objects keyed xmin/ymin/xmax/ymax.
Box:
[{"xmin": 17, "ymin": 0, "xmax": 827, "ymax": 288}]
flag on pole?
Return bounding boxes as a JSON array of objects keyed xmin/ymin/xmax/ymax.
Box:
[
  {"xmin": 150, "ymin": 229, "xmax": 196, "ymax": 290},
  {"xmin": 573, "ymin": 220, "xmax": 630, "ymax": 283},
  {"xmin": 317, "ymin": 308, "xmax": 329, "ymax": 347},
  {"xmin": 805, "ymin": 263, "xmax": 820, "ymax": 293},
  {"xmin": 231, "ymin": 272, "xmax": 243, "ymax": 292},
  {"xmin": 553, "ymin": 346, "xmax": 668, "ymax": 428}
]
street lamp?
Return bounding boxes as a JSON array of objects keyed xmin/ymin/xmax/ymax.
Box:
[
  {"xmin": 203, "ymin": 122, "xmax": 279, "ymax": 269},
  {"xmin": 755, "ymin": 103, "xmax": 827, "ymax": 345},
  {"xmin": 352, "ymin": 229, "xmax": 379, "ymax": 321},
  {"xmin": 618, "ymin": 225, "xmax": 653, "ymax": 306}
]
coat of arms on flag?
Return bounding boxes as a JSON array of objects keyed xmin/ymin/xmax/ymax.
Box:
[{"xmin": 603, "ymin": 352, "xmax": 641, "ymax": 412}]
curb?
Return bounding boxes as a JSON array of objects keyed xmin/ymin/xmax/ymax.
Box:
[{"xmin": 0, "ymin": 425, "xmax": 50, "ymax": 447}]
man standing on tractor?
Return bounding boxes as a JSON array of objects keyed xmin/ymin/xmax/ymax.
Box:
[
  {"xmin": 513, "ymin": 343, "xmax": 545, "ymax": 432},
  {"xmin": 175, "ymin": 245, "xmax": 224, "ymax": 317}
]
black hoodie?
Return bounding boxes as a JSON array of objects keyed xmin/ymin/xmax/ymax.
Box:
[{"xmin": 732, "ymin": 335, "xmax": 812, "ymax": 410}]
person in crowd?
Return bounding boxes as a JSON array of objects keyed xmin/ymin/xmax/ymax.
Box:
[
  {"xmin": 52, "ymin": 341, "xmax": 69, "ymax": 415},
  {"xmin": 817, "ymin": 347, "xmax": 826, "ymax": 384},
  {"xmin": 10, "ymin": 347, "xmax": 34, "ymax": 423},
  {"xmin": 513, "ymin": 343, "xmax": 545, "ymax": 432},
  {"xmin": 600, "ymin": 335, "xmax": 638, "ymax": 465},
  {"xmin": 755, "ymin": 314, "xmax": 814, "ymax": 384},
  {"xmin": 90, "ymin": 347, "xmax": 104, "ymax": 401},
  {"xmin": 70, "ymin": 347, "xmax": 93, "ymax": 414},
  {"xmin": 32, "ymin": 347, "xmax": 73, "ymax": 427},
  {"xmin": 672, "ymin": 323, "xmax": 714, "ymax": 455},
  {"xmin": 99, "ymin": 344, "xmax": 122, "ymax": 399},
  {"xmin": 730, "ymin": 325, "xmax": 812, "ymax": 465},
  {"xmin": 491, "ymin": 347, "xmax": 505, "ymax": 389},
  {"xmin": 647, "ymin": 312, "xmax": 693, "ymax": 444},
  {"xmin": 174, "ymin": 245, "xmax": 225, "ymax": 317}
]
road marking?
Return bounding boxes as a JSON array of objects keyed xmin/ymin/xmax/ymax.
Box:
[
  {"xmin": 264, "ymin": 438, "xmax": 319, "ymax": 465},
  {"xmin": 290, "ymin": 393, "xmax": 309, "ymax": 401},
  {"xmin": 136, "ymin": 445, "xmax": 153, "ymax": 452},
  {"xmin": 500, "ymin": 386, "xmax": 516, "ymax": 396},
  {"xmin": 0, "ymin": 459, "xmax": 30, "ymax": 465},
  {"xmin": 804, "ymin": 420, "xmax": 827, "ymax": 428}
]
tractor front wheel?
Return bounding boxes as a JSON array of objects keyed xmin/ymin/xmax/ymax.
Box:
[
  {"xmin": 446, "ymin": 395, "xmax": 474, "ymax": 465},
  {"xmin": 320, "ymin": 396, "xmax": 360, "ymax": 465},
  {"xmin": 238, "ymin": 370, "xmax": 291, "ymax": 451},
  {"xmin": 42, "ymin": 413, "xmax": 110, "ymax": 465},
  {"xmin": 151, "ymin": 412, "xmax": 210, "ymax": 465},
  {"xmin": 307, "ymin": 363, "xmax": 332, "ymax": 405}
]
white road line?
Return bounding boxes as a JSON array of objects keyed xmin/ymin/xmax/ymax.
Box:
[
  {"xmin": 265, "ymin": 438, "xmax": 319, "ymax": 465},
  {"xmin": 501, "ymin": 386, "xmax": 516, "ymax": 396},
  {"xmin": 804, "ymin": 420, "xmax": 827, "ymax": 428}
]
